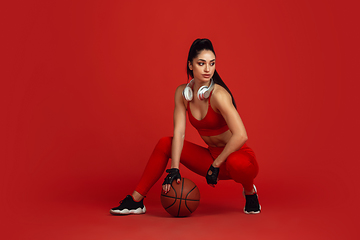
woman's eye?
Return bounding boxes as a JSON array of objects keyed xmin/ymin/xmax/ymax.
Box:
[{"xmin": 197, "ymin": 62, "xmax": 215, "ymax": 66}]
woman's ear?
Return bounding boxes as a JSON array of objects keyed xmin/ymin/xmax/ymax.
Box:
[{"xmin": 188, "ymin": 61, "xmax": 193, "ymax": 70}]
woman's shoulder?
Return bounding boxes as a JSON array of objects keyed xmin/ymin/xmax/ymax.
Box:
[
  {"xmin": 175, "ymin": 83, "xmax": 188, "ymax": 108},
  {"xmin": 212, "ymin": 84, "xmax": 231, "ymax": 100},
  {"xmin": 210, "ymin": 84, "xmax": 233, "ymax": 111},
  {"xmin": 174, "ymin": 83, "xmax": 187, "ymax": 98}
]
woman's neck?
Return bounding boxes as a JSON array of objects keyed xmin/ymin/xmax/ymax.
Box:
[{"xmin": 192, "ymin": 78, "xmax": 212, "ymax": 92}]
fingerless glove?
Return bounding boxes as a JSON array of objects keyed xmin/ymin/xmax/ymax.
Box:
[
  {"xmin": 162, "ymin": 168, "xmax": 181, "ymax": 185},
  {"xmin": 206, "ymin": 165, "xmax": 219, "ymax": 185}
]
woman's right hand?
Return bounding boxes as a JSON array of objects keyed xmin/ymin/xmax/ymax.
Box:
[{"xmin": 162, "ymin": 168, "xmax": 181, "ymax": 193}]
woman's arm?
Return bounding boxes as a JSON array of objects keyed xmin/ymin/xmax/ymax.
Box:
[
  {"xmin": 170, "ymin": 85, "xmax": 187, "ymax": 169},
  {"xmin": 211, "ymin": 88, "xmax": 248, "ymax": 168},
  {"xmin": 163, "ymin": 85, "xmax": 187, "ymax": 193}
]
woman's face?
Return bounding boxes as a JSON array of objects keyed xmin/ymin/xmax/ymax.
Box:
[{"xmin": 189, "ymin": 49, "xmax": 216, "ymax": 83}]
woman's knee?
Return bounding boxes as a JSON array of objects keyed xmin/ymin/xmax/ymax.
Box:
[
  {"xmin": 155, "ymin": 136, "xmax": 173, "ymax": 153},
  {"xmin": 226, "ymin": 152, "xmax": 258, "ymax": 176}
]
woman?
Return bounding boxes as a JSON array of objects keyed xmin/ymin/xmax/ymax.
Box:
[{"xmin": 110, "ymin": 38, "xmax": 261, "ymax": 215}]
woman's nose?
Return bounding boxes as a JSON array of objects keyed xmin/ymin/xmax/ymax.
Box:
[{"xmin": 204, "ymin": 64, "xmax": 210, "ymax": 72}]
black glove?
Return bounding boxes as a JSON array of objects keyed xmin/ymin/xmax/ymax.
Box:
[
  {"xmin": 162, "ymin": 168, "xmax": 181, "ymax": 185},
  {"xmin": 206, "ymin": 165, "xmax": 219, "ymax": 185}
]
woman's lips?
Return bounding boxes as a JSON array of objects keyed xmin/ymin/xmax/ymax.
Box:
[{"xmin": 202, "ymin": 74, "xmax": 211, "ymax": 78}]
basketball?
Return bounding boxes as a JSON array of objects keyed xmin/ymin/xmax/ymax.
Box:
[{"xmin": 160, "ymin": 178, "xmax": 200, "ymax": 217}]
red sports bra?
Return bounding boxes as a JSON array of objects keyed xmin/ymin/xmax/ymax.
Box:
[{"xmin": 187, "ymin": 92, "xmax": 229, "ymax": 136}]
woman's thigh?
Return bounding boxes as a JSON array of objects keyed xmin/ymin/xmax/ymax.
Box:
[
  {"xmin": 180, "ymin": 140, "xmax": 214, "ymax": 177},
  {"xmin": 180, "ymin": 141, "xmax": 232, "ymax": 180}
]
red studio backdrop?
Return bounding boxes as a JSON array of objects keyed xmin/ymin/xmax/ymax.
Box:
[{"xmin": 1, "ymin": 1, "xmax": 360, "ymax": 239}]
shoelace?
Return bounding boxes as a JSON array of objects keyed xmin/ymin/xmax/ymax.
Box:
[
  {"xmin": 119, "ymin": 196, "xmax": 131, "ymax": 206},
  {"xmin": 246, "ymin": 194, "xmax": 259, "ymax": 208}
]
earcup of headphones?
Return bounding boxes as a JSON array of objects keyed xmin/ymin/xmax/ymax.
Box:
[
  {"xmin": 197, "ymin": 85, "xmax": 208, "ymax": 101},
  {"xmin": 182, "ymin": 86, "xmax": 193, "ymax": 101},
  {"xmin": 198, "ymin": 78, "xmax": 214, "ymax": 100},
  {"xmin": 202, "ymin": 88, "xmax": 212, "ymax": 99}
]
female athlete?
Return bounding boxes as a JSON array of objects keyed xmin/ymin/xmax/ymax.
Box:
[{"xmin": 110, "ymin": 38, "xmax": 261, "ymax": 215}]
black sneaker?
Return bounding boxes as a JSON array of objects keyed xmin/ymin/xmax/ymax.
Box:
[
  {"xmin": 243, "ymin": 185, "xmax": 261, "ymax": 214},
  {"xmin": 110, "ymin": 195, "xmax": 146, "ymax": 215}
]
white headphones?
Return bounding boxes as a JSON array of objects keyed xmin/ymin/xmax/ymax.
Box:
[{"xmin": 182, "ymin": 78, "xmax": 215, "ymax": 101}]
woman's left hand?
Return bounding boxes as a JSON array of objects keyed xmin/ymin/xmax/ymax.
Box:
[{"xmin": 206, "ymin": 165, "xmax": 219, "ymax": 187}]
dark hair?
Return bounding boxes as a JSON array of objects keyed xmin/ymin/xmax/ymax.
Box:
[{"xmin": 186, "ymin": 38, "xmax": 237, "ymax": 108}]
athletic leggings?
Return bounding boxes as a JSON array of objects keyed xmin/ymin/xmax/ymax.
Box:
[{"xmin": 135, "ymin": 137, "xmax": 259, "ymax": 196}]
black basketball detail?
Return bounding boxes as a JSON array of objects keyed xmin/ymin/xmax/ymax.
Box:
[{"xmin": 184, "ymin": 185, "xmax": 198, "ymax": 212}]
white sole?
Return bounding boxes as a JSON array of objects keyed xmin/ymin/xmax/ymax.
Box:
[
  {"xmin": 244, "ymin": 204, "xmax": 261, "ymax": 214},
  {"xmin": 110, "ymin": 206, "xmax": 146, "ymax": 215}
]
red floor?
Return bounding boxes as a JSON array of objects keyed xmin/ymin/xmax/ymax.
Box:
[{"xmin": 2, "ymin": 172, "xmax": 358, "ymax": 240}]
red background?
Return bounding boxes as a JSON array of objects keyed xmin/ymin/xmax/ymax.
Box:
[{"xmin": 1, "ymin": 0, "xmax": 359, "ymax": 239}]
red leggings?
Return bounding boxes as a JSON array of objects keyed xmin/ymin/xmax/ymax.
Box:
[{"xmin": 135, "ymin": 137, "xmax": 259, "ymax": 196}]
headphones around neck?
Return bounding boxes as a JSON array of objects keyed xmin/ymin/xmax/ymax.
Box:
[{"xmin": 182, "ymin": 78, "xmax": 215, "ymax": 101}]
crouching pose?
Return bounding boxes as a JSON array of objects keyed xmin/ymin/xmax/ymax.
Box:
[{"xmin": 110, "ymin": 38, "xmax": 261, "ymax": 215}]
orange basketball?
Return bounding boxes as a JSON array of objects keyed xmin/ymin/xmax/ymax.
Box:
[{"xmin": 160, "ymin": 178, "xmax": 200, "ymax": 217}]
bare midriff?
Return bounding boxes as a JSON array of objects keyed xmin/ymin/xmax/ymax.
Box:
[{"xmin": 200, "ymin": 129, "xmax": 232, "ymax": 148}]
